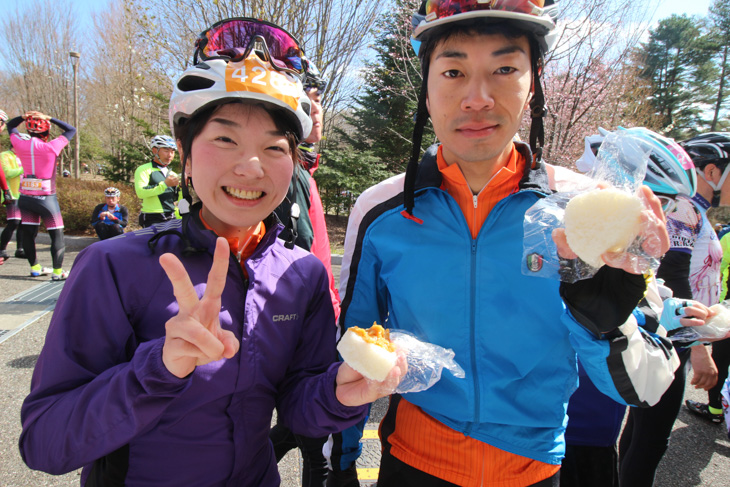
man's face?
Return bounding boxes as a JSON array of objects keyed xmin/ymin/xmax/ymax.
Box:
[
  {"xmin": 105, "ymin": 195, "xmax": 120, "ymax": 206},
  {"xmin": 709, "ymin": 163, "xmax": 730, "ymax": 206},
  {"xmin": 153, "ymin": 147, "xmax": 176, "ymax": 166},
  {"xmin": 426, "ymin": 32, "xmax": 533, "ymax": 170},
  {"xmin": 304, "ymin": 89, "xmax": 323, "ymax": 144}
]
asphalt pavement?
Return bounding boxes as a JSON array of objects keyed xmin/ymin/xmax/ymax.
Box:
[{"xmin": 1, "ymin": 232, "xmax": 729, "ymax": 486}]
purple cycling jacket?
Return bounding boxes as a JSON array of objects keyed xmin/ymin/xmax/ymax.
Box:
[{"xmin": 19, "ymin": 206, "xmax": 366, "ymax": 486}]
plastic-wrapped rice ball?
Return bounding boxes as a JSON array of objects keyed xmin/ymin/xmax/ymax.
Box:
[
  {"xmin": 337, "ymin": 323, "xmax": 396, "ymax": 382},
  {"xmin": 701, "ymin": 304, "xmax": 730, "ymax": 336},
  {"xmin": 564, "ymin": 188, "xmax": 643, "ymax": 268}
]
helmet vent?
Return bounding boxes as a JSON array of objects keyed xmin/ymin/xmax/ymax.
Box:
[{"xmin": 177, "ymin": 75, "xmax": 216, "ymax": 92}]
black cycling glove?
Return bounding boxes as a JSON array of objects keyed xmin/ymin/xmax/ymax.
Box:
[{"xmin": 559, "ymin": 264, "xmax": 647, "ymax": 339}]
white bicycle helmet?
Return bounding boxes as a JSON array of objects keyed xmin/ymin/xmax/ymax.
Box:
[
  {"xmin": 104, "ymin": 187, "xmax": 121, "ymax": 198},
  {"xmin": 170, "ymin": 55, "xmax": 312, "ymax": 141},
  {"xmin": 411, "ymin": 0, "xmax": 559, "ymax": 54},
  {"xmin": 150, "ymin": 135, "xmax": 177, "ymax": 150}
]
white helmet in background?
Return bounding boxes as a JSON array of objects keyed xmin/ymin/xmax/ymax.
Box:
[{"xmin": 150, "ymin": 135, "xmax": 177, "ymax": 150}]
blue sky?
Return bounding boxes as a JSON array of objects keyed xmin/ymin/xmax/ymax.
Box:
[
  {"xmin": 7, "ymin": 0, "xmax": 718, "ymax": 33},
  {"xmin": 649, "ymin": 0, "xmax": 713, "ymax": 25}
]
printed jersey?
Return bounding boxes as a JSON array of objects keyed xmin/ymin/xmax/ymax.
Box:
[
  {"xmin": 665, "ymin": 196, "xmax": 722, "ymax": 306},
  {"xmin": 10, "ymin": 134, "xmax": 68, "ymax": 196}
]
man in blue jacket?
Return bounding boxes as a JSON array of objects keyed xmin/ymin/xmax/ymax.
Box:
[
  {"xmin": 90, "ymin": 187, "xmax": 128, "ymax": 240},
  {"xmin": 331, "ymin": 1, "xmax": 682, "ymax": 485}
]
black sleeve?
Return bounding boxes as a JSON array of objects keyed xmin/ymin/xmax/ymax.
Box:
[
  {"xmin": 90, "ymin": 204, "xmax": 104, "ymax": 226},
  {"xmin": 50, "ymin": 118, "xmax": 76, "ymax": 141},
  {"xmin": 656, "ymin": 250, "xmax": 692, "ymax": 299},
  {"xmin": 7, "ymin": 116, "xmax": 23, "ymax": 135},
  {"xmin": 560, "ymin": 265, "xmax": 647, "ymax": 338}
]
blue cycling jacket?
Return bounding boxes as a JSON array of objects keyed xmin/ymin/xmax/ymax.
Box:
[{"xmin": 337, "ymin": 143, "xmax": 679, "ymax": 465}]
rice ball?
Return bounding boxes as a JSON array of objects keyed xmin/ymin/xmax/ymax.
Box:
[
  {"xmin": 564, "ymin": 188, "xmax": 643, "ymax": 268},
  {"xmin": 338, "ymin": 324, "xmax": 397, "ymax": 382}
]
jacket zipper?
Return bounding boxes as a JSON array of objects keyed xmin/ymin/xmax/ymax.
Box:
[{"xmin": 468, "ymin": 237, "xmax": 479, "ymax": 435}]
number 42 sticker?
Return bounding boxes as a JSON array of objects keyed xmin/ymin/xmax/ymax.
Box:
[
  {"xmin": 224, "ymin": 55, "xmax": 299, "ymax": 109},
  {"xmin": 231, "ymin": 65, "xmax": 267, "ymax": 86}
]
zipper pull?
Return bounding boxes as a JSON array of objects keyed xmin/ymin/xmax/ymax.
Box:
[{"xmin": 473, "ymin": 194, "xmax": 478, "ymax": 209}]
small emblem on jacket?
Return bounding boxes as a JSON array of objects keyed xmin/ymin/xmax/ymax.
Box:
[
  {"xmin": 273, "ymin": 314, "xmax": 299, "ymax": 322},
  {"xmin": 526, "ymin": 253, "xmax": 543, "ymax": 272}
]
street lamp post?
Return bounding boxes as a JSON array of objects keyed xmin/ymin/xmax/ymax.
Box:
[{"xmin": 69, "ymin": 51, "xmax": 80, "ymax": 179}]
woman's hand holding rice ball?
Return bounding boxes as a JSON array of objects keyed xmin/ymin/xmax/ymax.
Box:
[{"xmin": 552, "ymin": 186, "xmax": 670, "ymax": 274}]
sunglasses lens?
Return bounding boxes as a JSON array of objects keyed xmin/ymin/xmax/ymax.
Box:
[{"xmin": 201, "ymin": 20, "xmax": 303, "ymax": 73}]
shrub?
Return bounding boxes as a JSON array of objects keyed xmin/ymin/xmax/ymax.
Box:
[{"xmin": 0, "ymin": 177, "xmax": 142, "ymax": 236}]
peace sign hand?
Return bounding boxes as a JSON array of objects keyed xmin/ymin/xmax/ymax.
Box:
[{"xmin": 159, "ymin": 237, "xmax": 240, "ymax": 378}]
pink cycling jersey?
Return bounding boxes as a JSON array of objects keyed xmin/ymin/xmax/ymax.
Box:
[{"xmin": 10, "ymin": 134, "xmax": 68, "ymax": 196}]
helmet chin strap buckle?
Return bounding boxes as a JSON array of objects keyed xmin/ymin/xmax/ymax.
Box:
[{"xmin": 178, "ymin": 199, "xmax": 191, "ymax": 215}]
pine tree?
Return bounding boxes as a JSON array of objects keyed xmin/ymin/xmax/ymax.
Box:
[
  {"xmin": 636, "ymin": 15, "xmax": 711, "ymax": 137},
  {"xmin": 335, "ymin": 0, "xmax": 433, "ymax": 173},
  {"xmin": 707, "ymin": 0, "xmax": 730, "ymax": 131}
]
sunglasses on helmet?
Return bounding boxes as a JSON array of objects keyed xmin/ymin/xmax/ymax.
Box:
[
  {"xmin": 424, "ymin": 0, "xmax": 545, "ymax": 22},
  {"xmin": 194, "ymin": 18, "xmax": 305, "ymax": 77}
]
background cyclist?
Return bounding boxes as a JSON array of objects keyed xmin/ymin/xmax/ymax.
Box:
[
  {"xmin": 90, "ymin": 187, "xmax": 128, "ymax": 240},
  {"xmin": 134, "ymin": 135, "xmax": 179, "ymax": 227},
  {"xmin": 0, "ymin": 109, "xmax": 26, "ymax": 263},
  {"xmin": 6, "ymin": 110, "xmax": 75, "ymax": 280}
]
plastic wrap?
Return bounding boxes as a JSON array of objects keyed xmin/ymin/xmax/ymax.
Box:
[
  {"xmin": 523, "ymin": 131, "xmax": 665, "ymax": 283},
  {"xmin": 390, "ymin": 330, "xmax": 465, "ymax": 394},
  {"xmin": 668, "ymin": 302, "xmax": 730, "ymax": 343}
]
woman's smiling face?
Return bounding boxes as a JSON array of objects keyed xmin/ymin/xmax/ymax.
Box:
[{"xmin": 187, "ymin": 102, "xmax": 294, "ymax": 239}]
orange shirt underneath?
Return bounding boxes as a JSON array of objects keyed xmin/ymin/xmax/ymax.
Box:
[
  {"xmin": 198, "ymin": 213, "xmax": 266, "ymax": 277},
  {"xmin": 437, "ymin": 144, "xmax": 524, "ymax": 239},
  {"xmin": 384, "ymin": 145, "xmax": 559, "ymax": 486}
]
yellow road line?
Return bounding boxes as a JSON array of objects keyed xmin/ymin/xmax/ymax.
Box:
[
  {"xmin": 362, "ymin": 429, "xmax": 379, "ymax": 439},
  {"xmin": 357, "ymin": 468, "xmax": 379, "ymax": 480}
]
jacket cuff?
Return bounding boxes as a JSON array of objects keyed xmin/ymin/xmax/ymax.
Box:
[{"xmin": 132, "ymin": 338, "xmax": 192, "ymax": 396}]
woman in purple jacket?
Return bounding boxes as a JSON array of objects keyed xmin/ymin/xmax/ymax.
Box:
[{"xmin": 19, "ymin": 19, "xmax": 402, "ymax": 487}]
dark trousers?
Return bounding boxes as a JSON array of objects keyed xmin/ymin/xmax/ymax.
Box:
[
  {"xmin": 709, "ymin": 338, "xmax": 730, "ymax": 409},
  {"xmin": 0, "ymin": 219, "xmax": 22, "ymax": 251},
  {"xmin": 619, "ymin": 348, "xmax": 691, "ymax": 487},
  {"xmin": 270, "ymin": 422, "xmax": 328, "ymax": 487},
  {"xmin": 21, "ymin": 225, "xmax": 65, "ymax": 269},
  {"xmin": 377, "ymin": 450, "xmax": 560, "ymax": 487},
  {"xmin": 139, "ymin": 212, "xmax": 174, "ymax": 228},
  {"xmin": 93, "ymin": 222, "xmax": 124, "ymax": 241},
  {"xmin": 560, "ymin": 444, "xmax": 618, "ymax": 487}
]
